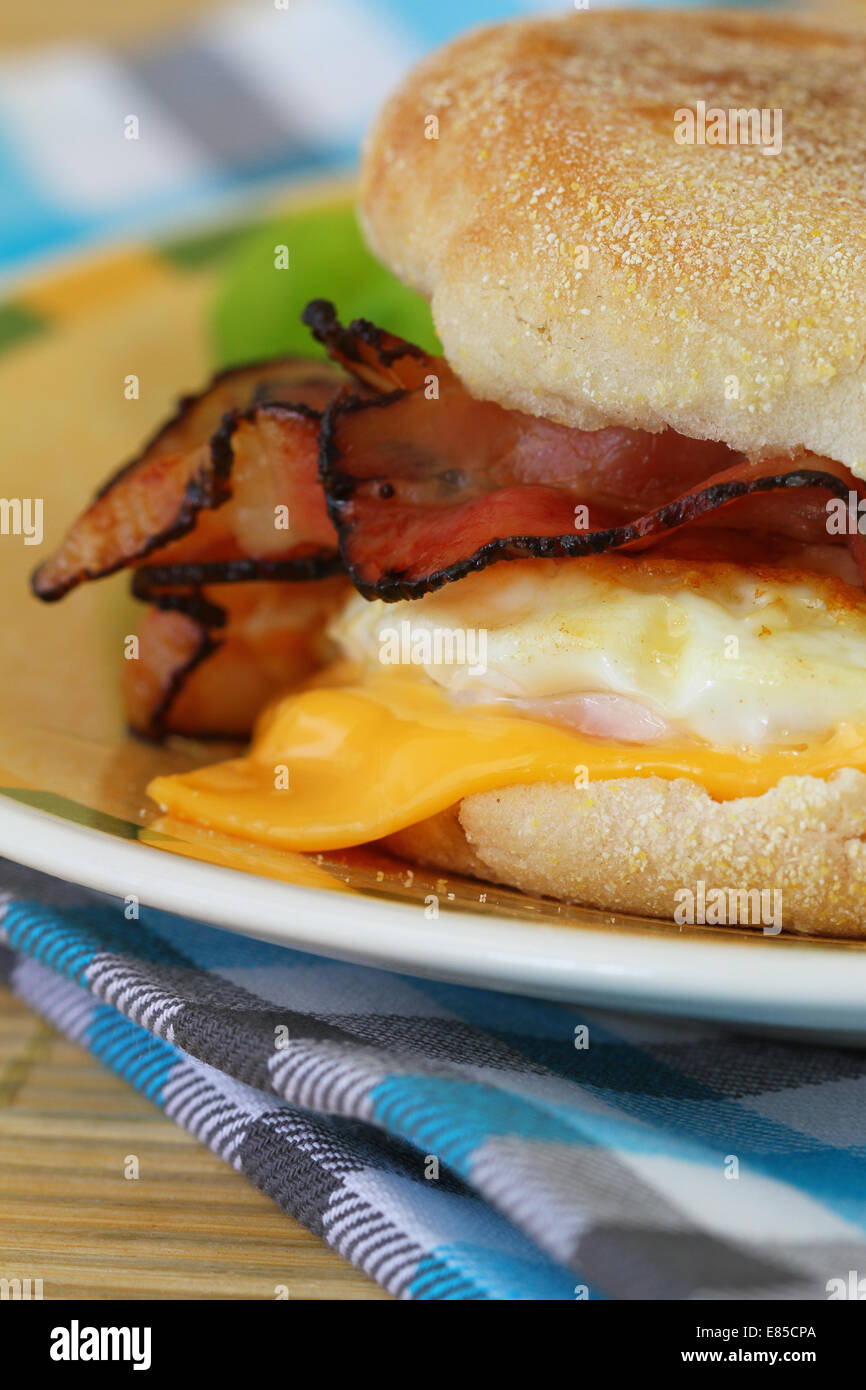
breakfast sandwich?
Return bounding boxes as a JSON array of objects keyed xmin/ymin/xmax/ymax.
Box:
[{"xmin": 33, "ymin": 9, "xmax": 866, "ymax": 937}]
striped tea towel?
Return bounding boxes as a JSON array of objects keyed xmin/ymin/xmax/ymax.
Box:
[{"xmin": 2, "ymin": 858, "xmax": 866, "ymax": 1300}]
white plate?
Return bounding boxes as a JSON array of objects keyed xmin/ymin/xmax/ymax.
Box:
[
  {"xmin": 3, "ymin": 795, "xmax": 866, "ymax": 1041},
  {"xmin": 3, "ymin": 194, "xmax": 864, "ymax": 1046}
]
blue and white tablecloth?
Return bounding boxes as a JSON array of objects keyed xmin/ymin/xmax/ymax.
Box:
[{"xmin": 2, "ymin": 859, "xmax": 865, "ymax": 1301}]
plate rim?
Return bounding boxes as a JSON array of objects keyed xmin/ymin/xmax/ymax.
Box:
[
  {"xmin": 2, "ymin": 794, "xmax": 865, "ymax": 1038},
  {"xmin": 4, "ymin": 190, "xmax": 865, "ymax": 1040}
]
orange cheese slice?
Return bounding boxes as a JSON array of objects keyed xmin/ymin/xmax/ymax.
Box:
[{"xmin": 147, "ymin": 673, "xmax": 866, "ymax": 853}]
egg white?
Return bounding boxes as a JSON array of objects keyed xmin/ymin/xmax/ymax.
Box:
[{"xmin": 330, "ymin": 556, "xmax": 866, "ymax": 747}]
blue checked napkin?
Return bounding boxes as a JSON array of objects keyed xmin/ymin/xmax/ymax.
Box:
[{"xmin": 2, "ymin": 858, "xmax": 866, "ymax": 1300}]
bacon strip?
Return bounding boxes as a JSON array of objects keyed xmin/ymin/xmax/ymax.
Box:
[
  {"xmin": 312, "ymin": 310, "xmax": 866, "ymax": 599},
  {"xmin": 130, "ymin": 554, "xmax": 342, "ymax": 601},
  {"xmin": 33, "ymin": 305, "xmax": 866, "ymax": 742},
  {"xmin": 123, "ymin": 596, "xmax": 222, "ymax": 740},
  {"xmin": 32, "ymin": 360, "xmax": 343, "ymax": 600},
  {"xmin": 124, "ymin": 577, "xmax": 348, "ymax": 739},
  {"xmin": 302, "ymin": 299, "xmax": 433, "ymax": 393}
]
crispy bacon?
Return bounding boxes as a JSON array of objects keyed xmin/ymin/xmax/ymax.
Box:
[
  {"xmin": 312, "ymin": 308, "xmax": 866, "ymax": 599},
  {"xmin": 130, "ymin": 554, "xmax": 343, "ymax": 601},
  {"xmin": 124, "ymin": 577, "xmax": 348, "ymax": 739},
  {"xmin": 123, "ymin": 595, "xmax": 221, "ymax": 740},
  {"xmin": 302, "ymin": 299, "xmax": 433, "ymax": 394},
  {"xmin": 153, "ymin": 402, "xmax": 338, "ymax": 566},
  {"xmin": 32, "ymin": 360, "xmax": 342, "ymax": 600},
  {"xmin": 32, "ymin": 356, "xmax": 351, "ymax": 739},
  {"xmin": 32, "ymin": 304, "xmax": 866, "ymax": 743}
]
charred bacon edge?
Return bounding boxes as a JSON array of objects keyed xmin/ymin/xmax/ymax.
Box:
[
  {"xmin": 130, "ymin": 552, "xmax": 347, "ymax": 737},
  {"xmin": 95, "ymin": 356, "xmax": 338, "ymax": 500},
  {"xmin": 302, "ymin": 299, "xmax": 428, "ymax": 390},
  {"xmin": 146, "ymin": 589, "xmax": 227, "ymax": 629},
  {"xmin": 32, "ymin": 400, "xmax": 328, "ymax": 602},
  {"xmin": 319, "ymin": 385, "xmax": 407, "ymax": 504},
  {"xmin": 131, "ymin": 551, "xmax": 343, "ymax": 600},
  {"xmin": 320, "ymin": 388, "xmax": 866, "ymax": 601},
  {"xmin": 207, "ymin": 397, "xmax": 324, "ymax": 485},
  {"xmin": 31, "ymin": 457, "xmax": 232, "ymax": 602},
  {"xmin": 130, "ymin": 600, "xmax": 223, "ymax": 742}
]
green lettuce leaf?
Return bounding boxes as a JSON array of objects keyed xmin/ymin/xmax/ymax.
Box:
[{"xmin": 211, "ymin": 199, "xmax": 440, "ymax": 368}]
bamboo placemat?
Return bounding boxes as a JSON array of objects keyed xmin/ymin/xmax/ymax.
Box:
[{"xmin": 0, "ymin": 983, "xmax": 389, "ymax": 1300}]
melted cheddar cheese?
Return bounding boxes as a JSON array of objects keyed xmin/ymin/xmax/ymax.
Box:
[{"xmin": 147, "ymin": 670, "xmax": 866, "ymax": 852}]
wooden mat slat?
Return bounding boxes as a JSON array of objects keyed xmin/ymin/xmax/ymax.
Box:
[{"xmin": 0, "ymin": 984, "xmax": 389, "ymax": 1299}]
